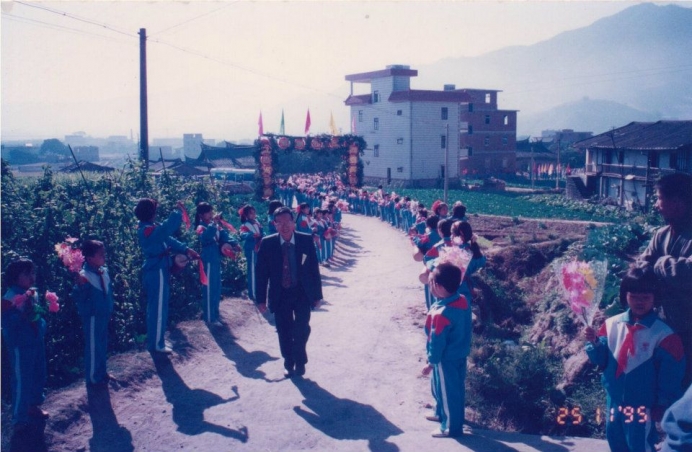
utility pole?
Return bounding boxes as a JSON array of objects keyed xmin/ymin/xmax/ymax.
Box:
[
  {"xmin": 530, "ymin": 138, "xmax": 535, "ymax": 189},
  {"xmin": 556, "ymin": 132, "xmax": 561, "ymax": 190},
  {"xmin": 444, "ymin": 123, "xmax": 449, "ymax": 204},
  {"xmin": 139, "ymin": 28, "xmax": 149, "ymax": 170}
]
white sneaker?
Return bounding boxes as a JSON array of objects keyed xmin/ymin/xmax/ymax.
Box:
[{"xmin": 155, "ymin": 346, "xmax": 173, "ymax": 354}]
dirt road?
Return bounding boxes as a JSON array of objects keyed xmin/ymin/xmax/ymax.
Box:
[{"xmin": 39, "ymin": 214, "xmax": 607, "ymax": 452}]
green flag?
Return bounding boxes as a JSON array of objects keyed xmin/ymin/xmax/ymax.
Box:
[{"xmin": 279, "ymin": 110, "xmax": 285, "ymax": 135}]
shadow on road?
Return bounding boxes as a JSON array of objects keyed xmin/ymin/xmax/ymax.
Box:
[
  {"xmin": 8, "ymin": 419, "xmax": 46, "ymax": 452},
  {"xmin": 152, "ymin": 354, "xmax": 248, "ymax": 442},
  {"xmin": 459, "ymin": 422, "xmax": 571, "ymax": 452},
  {"xmin": 209, "ymin": 324, "xmax": 282, "ymax": 383},
  {"xmin": 86, "ymin": 385, "xmax": 134, "ymax": 452},
  {"xmin": 291, "ymin": 378, "xmax": 402, "ymax": 452}
]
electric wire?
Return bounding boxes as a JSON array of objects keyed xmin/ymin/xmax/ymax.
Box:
[
  {"xmin": 15, "ymin": 1, "xmax": 135, "ymax": 38},
  {"xmin": 8, "ymin": 1, "xmax": 692, "ymax": 134}
]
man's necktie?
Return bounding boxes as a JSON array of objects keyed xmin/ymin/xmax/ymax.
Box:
[
  {"xmin": 282, "ymin": 242, "xmax": 292, "ymax": 288},
  {"xmin": 97, "ymin": 269, "xmax": 107, "ymax": 299}
]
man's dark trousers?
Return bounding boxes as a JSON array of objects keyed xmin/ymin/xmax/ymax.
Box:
[{"xmin": 275, "ymin": 286, "xmax": 311, "ymax": 369}]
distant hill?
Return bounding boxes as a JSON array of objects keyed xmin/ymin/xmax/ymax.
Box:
[
  {"xmin": 520, "ymin": 98, "xmax": 661, "ymax": 136},
  {"xmin": 416, "ymin": 3, "xmax": 692, "ymax": 136}
]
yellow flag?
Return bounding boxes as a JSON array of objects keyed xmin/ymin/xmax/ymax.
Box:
[{"xmin": 329, "ymin": 111, "xmax": 339, "ymax": 135}]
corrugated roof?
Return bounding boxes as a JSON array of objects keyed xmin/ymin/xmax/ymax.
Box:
[
  {"xmin": 574, "ymin": 121, "xmax": 692, "ymax": 151},
  {"xmin": 60, "ymin": 161, "xmax": 114, "ymax": 173}
]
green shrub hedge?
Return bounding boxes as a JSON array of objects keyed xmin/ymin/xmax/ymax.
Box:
[{"xmin": 1, "ymin": 159, "xmax": 258, "ymax": 387}]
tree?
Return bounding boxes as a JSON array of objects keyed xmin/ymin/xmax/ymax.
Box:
[{"xmin": 40, "ymin": 138, "xmax": 70, "ymax": 160}]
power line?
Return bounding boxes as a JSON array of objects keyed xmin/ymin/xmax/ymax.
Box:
[
  {"xmin": 9, "ymin": 1, "xmax": 691, "ymax": 132},
  {"xmin": 148, "ymin": 2, "xmax": 239, "ymax": 37},
  {"xmin": 2, "ymin": 12, "xmax": 135, "ymax": 43},
  {"xmin": 15, "ymin": 1, "xmax": 135, "ymax": 38}
]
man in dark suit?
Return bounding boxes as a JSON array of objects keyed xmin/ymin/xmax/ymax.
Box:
[{"xmin": 256, "ymin": 207, "xmax": 323, "ymax": 378}]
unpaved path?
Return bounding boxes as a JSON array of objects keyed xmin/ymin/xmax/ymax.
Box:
[{"xmin": 40, "ymin": 214, "xmax": 607, "ymax": 452}]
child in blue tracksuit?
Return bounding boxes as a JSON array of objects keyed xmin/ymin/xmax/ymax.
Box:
[
  {"xmin": 413, "ymin": 215, "xmax": 441, "ymax": 260},
  {"xmin": 422, "ymin": 262, "xmax": 471, "ymax": 438},
  {"xmin": 135, "ymin": 198, "xmax": 199, "ymax": 353},
  {"xmin": 452, "ymin": 221, "xmax": 486, "ymax": 305},
  {"xmin": 295, "ymin": 203, "xmax": 313, "ymax": 235},
  {"xmin": 195, "ymin": 202, "xmax": 240, "ymax": 325},
  {"xmin": 238, "ymin": 204, "xmax": 264, "ymax": 301},
  {"xmin": 422, "ymin": 219, "xmax": 455, "ymax": 309},
  {"xmin": 314, "ymin": 209, "xmax": 327, "ymax": 264},
  {"xmin": 1, "ymin": 258, "xmax": 48, "ymax": 428},
  {"xmin": 584, "ymin": 267, "xmax": 686, "ymax": 452},
  {"xmin": 71, "ymin": 240, "xmax": 113, "ymax": 386}
]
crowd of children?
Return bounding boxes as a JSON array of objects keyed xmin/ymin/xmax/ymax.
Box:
[{"xmin": 2, "ymin": 171, "xmax": 690, "ymax": 449}]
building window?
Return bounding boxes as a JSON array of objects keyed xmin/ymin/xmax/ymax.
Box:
[
  {"xmin": 502, "ymin": 136, "xmax": 508, "ymax": 146},
  {"xmin": 468, "ymin": 125, "xmax": 473, "ymax": 135},
  {"xmin": 374, "ymin": 118, "xmax": 379, "ymax": 130},
  {"xmin": 485, "ymin": 93, "xmax": 491, "ymax": 103},
  {"xmin": 374, "ymin": 144, "xmax": 379, "ymax": 157},
  {"xmin": 484, "ymin": 136, "xmax": 490, "ymax": 146},
  {"xmin": 373, "ymin": 90, "xmax": 380, "ymax": 103},
  {"xmin": 358, "ymin": 110, "xmax": 363, "ymax": 122},
  {"xmin": 397, "ymin": 138, "xmax": 403, "ymax": 145},
  {"xmin": 441, "ymin": 107, "xmax": 448, "ymax": 120},
  {"xmin": 468, "ymin": 147, "xmax": 473, "ymax": 157},
  {"xmin": 504, "ymin": 115, "xmax": 509, "ymax": 125},
  {"xmin": 397, "ymin": 167, "xmax": 404, "ymax": 173},
  {"xmin": 397, "ymin": 110, "xmax": 402, "ymax": 116},
  {"xmin": 441, "ymin": 135, "xmax": 446, "ymax": 149},
  {"xmin": 468, "ymin": 103, "xmax": 474, "ymax": 112},
  {"xmin": 485, "ymin": 115, "xmax": 490, "ymax": 125}
]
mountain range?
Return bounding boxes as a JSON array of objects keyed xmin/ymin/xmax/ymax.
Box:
[{"xmin": 415, "ymin": 3, "xmax": 692, "ymax": 137}]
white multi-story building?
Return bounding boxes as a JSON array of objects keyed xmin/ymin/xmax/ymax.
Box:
[{"xmin": 344, "ymin": 65, "xmax": 517, "ymax": 187}]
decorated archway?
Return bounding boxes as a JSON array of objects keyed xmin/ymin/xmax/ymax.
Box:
[{"xmin": 254, "ymin": 133, "xmax": 366, "ymax": 199}]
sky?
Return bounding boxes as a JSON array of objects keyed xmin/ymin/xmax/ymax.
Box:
[{"xmin": 0, "ymin": 0, "xmax": 678, "ymax": 143}]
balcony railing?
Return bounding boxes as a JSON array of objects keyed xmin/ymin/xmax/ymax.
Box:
[{"xmin": 585, "ymin": 163, "xmax": 678, "ymax": 180}]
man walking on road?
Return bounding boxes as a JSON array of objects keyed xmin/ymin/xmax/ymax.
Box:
[{"xmin": 255, "ymin": 207, "xmax": 323, "ymax": 378}]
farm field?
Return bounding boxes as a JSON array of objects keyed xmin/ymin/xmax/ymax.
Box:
[{"xmin": 396, "ymin": 188, "xmax": 641, "ymax": 224}]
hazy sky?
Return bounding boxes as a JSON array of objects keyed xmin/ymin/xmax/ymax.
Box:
[{"xmin": 0, "ymin": 1, "xmax": 672, "ymax": 142}]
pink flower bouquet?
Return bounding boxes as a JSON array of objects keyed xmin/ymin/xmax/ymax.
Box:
[
  {"xmin": 554, "ymin": 259, "xmax": 607, "ymax": 326},
  {"xmin": 45, "ymin": 291, "xmax": 60, "ymax": 313},
  {"xmin": 11, "ymin": 289, "xmax": 59, "ymax": 318},
  {"xmin": 438, "ymin": 246, "xmax": 473, "ymax": 280},
  {"xmin": 55, "ymin": 237, "xmax": 84, "ymax": 273}
]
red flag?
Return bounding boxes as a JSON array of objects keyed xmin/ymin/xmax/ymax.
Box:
[
  {"xmin": 219, "ymin": 219, "xmax": 237, "ymax": 233},
  {"xmin": 198, "ymin": 260, "xmax": 208, "ymax": 286},
  {"xmin": 305, "ymin": 109, "xmax": 311, "ymax": 135},
  {"xmin": 180, "ymin": 205, "xmax": 191, "ymax": 230},
  {"xmin": 258, "ymin": 111, "xmax": 264, "ymax": 136}
]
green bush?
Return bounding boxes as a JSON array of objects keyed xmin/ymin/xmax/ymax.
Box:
[
  {"xmin": 1, "ymin": 159, "xmax": 252, "ymax": 388},
  {"xmin": 580, "ymin": 222, "xmax": 651, "ymax": 308},
  {"xmin": 467, "ymin": 339, "xmax": 561, "ymax": 433}
]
